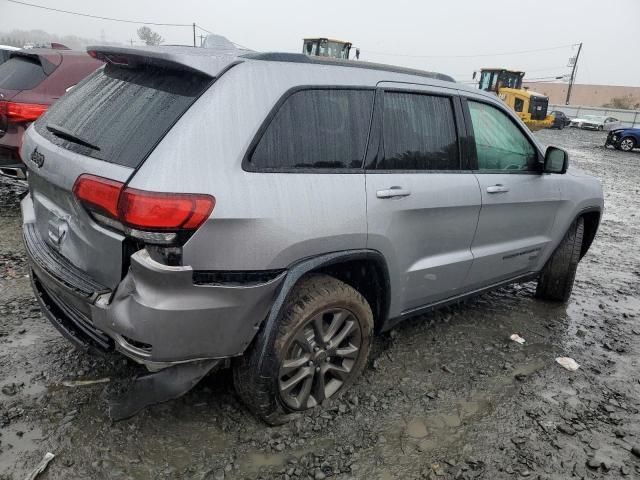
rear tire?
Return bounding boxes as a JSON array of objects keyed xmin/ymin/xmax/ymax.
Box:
[
  {"xmin": 598, "ymin": 125, "xmax": 604, "ymax": 131},
  {"xmin": 233, "ymin": 274, "xmax": 374, "ymax": 425},
  {"xmin": 620, "ymin": 137, "xmax": 636, "ymax": 152},
  {"xmin": 536, "ymin": 217, "xmax": 584, "ymax": 302}
]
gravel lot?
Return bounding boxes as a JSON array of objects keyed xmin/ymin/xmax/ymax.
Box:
[{"xmin": 0, "ymin": 128, "xmax": 639, "ymax": 480}]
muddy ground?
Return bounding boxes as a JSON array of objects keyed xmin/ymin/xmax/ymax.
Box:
[{"xmin": 1, "ymin": 127, "xmax": 639, "ymax": 480}]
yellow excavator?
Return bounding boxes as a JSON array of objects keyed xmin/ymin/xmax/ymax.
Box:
[
  {"xmin": 474, "ymin": 68, "xmax": 554, "ymax": 130},
  {"xmin": 302, "ymin": 38, "xmax": 358, "ymax": 60}
]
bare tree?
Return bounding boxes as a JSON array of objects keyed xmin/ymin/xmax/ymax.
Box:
[{"xmin": 137, "ymin": 26, "xmax": 163, "ymax": 46}]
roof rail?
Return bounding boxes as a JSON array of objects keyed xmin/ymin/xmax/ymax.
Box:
[{"xmin": 242, "ymin": 52, "xmax": 455, "ymax": 83}]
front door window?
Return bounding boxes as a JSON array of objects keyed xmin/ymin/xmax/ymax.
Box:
[{"xmin": 468, "ymin": 101, "xmax": 537, "ymax": 171}]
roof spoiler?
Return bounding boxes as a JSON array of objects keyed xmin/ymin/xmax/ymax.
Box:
[
  {"xmin": 86, "ymin": 45, "xmax": 242, "ymax": 78},
  {"xmin": 50, "ymin": 42, "xmax": 71, "ymax": 50},
  {"xmin": 10, "ymin": 50, "xmax": 62, "ymax": 75}
]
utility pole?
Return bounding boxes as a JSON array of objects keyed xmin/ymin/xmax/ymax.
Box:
[
  {"xmin": 192, "ymin": 23, "xmax": 196, "ymax": 47},
  {"xmin": 565, "ymin": 42, "xmax": 582, "ymax": 105},
  {"xmin": 198, "ymin": 34, "xmax": 206, "ymax": 47}
]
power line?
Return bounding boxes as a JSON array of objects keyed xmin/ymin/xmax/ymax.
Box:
[
  {"xmin": 195, "ymin": 25, "xmax": 213, "ymax": 34},
  {"xmin": 4, "ymin": 0, "xmax": 192, "ymax": 26},
  {"xmin": 525, "ymin": 65, "xmax": 569, "ymax": 73},
  {"xmin": 365, "ymin": 43, "xmax": 577, "ymax": 59},
  {"xmin": 194, "ymin": 24, "xmax": 253, "ymax": 50},
  {"xmin": 524, "ymin": 75, "xmax": 567, "ymax": 82}
]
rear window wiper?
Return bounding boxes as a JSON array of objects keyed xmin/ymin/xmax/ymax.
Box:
[{"xmin": 46, "ymin": 124, "xmax": 101, "ymax": 151}]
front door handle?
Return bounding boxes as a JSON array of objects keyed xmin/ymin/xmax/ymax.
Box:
[
  {"xmin": 376, "ymin": 186, "xmax": 412, "ymax": 199},
  {"xmin": 486, "ymin": 184, "xmax": 509, "ymax": 194}
]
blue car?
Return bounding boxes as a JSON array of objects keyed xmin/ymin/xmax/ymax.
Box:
[{"xmin": 605, "ymin": 128, "xmax": 640, "ymax": 152}]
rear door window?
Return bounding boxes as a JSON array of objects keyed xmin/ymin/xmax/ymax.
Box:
[
  {"xmin": 0, "ymin": 56, "xmax": 47, "ymax": 90},
  {"xmin": 375, "ymin": 91, "xmax": 459, "ymax": 170},
  {"xmin": 35, "ymin": 63, "xmax": 212, "ymax": 168},
  {"xmin": 248, "ymin": 89, "xmax": 374, "ymax": 170}
]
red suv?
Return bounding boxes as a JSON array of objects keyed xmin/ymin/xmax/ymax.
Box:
[{"xmin": 0, "ymin": 49, "xmax": 103, "ymax": 179}]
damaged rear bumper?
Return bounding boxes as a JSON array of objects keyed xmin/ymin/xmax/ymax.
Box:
[{"xmin": 22, "ymin": 201, "xmax": 285, "ymax": 370}]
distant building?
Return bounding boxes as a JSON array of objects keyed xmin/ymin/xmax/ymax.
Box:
[{"xmin": 523, "ymin": 82, "xmax": 640, "ymax": 109}]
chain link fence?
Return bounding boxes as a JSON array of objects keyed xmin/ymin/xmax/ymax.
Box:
[{"xmin": 550, "ymin": 105, "xmax": 640, "ymax": 128}]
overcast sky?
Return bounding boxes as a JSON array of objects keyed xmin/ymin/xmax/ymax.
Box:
[{"xmin": 1, "ymin": 0, "xmax": 639, "ymax": 86}]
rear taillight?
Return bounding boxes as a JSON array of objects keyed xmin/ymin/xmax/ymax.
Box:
[
  {"xmin": 119, "ymin": 188, "xmax": 214, "ymax": 231},
  {"xmin": 72, "ymin": 174, "xmax": 215, "ymax": 245},
  {"xmin": 72, "ymin": 174, "xmax": 122, "ymax": 218},
  {"xmin": 0, "ymin": 101, "xmax": 48, "ymax": 123}
]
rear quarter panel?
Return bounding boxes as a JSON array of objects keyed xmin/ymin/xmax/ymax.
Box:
[{"xmin": 128, "ymin": 62, "xmax": 384, "ymax": 270}]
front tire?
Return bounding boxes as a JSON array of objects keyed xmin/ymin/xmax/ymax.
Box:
[
  {"xmin": 619, "ymin": 137, "xmax": 636, "ymax": 152},
  {"xmin": 233, "ymin": 274, "xmax": 374, "ymax": 424},
  {"xmin": 536, "ymin": 217, "xmax": 584, "ymax": 302}
]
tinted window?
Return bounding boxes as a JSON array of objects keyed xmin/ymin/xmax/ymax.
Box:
[
  {"xmin": 35, "ymin": 64, "xmax": 211, "ymax": 168},
  {"xmin": 468, "ymin": 101, "xmax": 537, "ymax": 171},
  {"xmin": 514, "ymin": 98, "xmax": 524, "ymax": 112},
  {"xmin": 249, "ymin": 89, "xmax": 374, "ymax": 170},
  {"xmin": 0, "ymin": 56, "xmax": 47, "ymax": 90},
  {"xmin": 376, "ymin": 92, "xmax": 459, "ymax": 170}
]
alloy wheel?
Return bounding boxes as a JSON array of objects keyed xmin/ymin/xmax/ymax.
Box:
[
  {"xmin": 278, "ymin": 308, "xmax": 362, "ymax": 410},
  {"xmin": 620, "ymin": 139, "xmax": 634, "ymax": 151}
]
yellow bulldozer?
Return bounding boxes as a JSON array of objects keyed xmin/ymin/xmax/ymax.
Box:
[
  {"xmin": 475, "ymin": 68, "xmax": 554, "ymax": 130},
  {"xmin": 302, "ymin": 38, "xmax": 357, "ymax": 60}
]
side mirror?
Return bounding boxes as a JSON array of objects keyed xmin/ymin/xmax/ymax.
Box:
[{"xmin": 544, "ymin": 146, "xmax": 569, "ymax": 174}]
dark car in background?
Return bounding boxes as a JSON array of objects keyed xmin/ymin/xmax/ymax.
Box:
[
  {"xmin": 550, "ymin": 110, "xmax": 571, "ymax": 129},
  {"xmin": 605, "ymin": 127, "xmax": 640, "ymax": 152},
  {"xmin": 0, "ymin": 48, "xmax": 103, "ymax": 179}
]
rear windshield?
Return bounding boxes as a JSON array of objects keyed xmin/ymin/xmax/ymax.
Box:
[
  {"xmin": 0, "ymin": 56, "xmax": 47, "ymax": 90},
  {"xmin": 35, "ymin": 63, "xmax": 212, "ymax": 168}
]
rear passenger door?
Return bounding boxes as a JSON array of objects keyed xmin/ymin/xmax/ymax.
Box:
[
  {"xmin": 462, "ymin": 97, "xmax": 562, "ymax": 289},
  {"xmin": 365, "ymin": 85, "xmax": 482, "ymax": 316},
  {"xmin": 238, "ymin": 88, "xmax": 373, "ymax": 268}
]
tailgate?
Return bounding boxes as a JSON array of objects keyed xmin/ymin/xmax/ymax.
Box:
[
  {"xmin": 21, "ymin": 57, "xmax": 214, "ymax": 289},
  {"xmin": 22, "ymin": 128, "xmax": 132, "ymax": 289}
]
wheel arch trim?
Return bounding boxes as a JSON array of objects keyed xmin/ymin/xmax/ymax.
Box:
[
  {"xmin": 576, "ymin": 206, "xmax": 602, "ymax": 259},
  {"xmin": 258, "ymin": 249, "xmax": 390, "ymax": 363}
]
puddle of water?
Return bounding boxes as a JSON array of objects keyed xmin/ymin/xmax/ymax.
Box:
[
  {"xmin": 379, "ymin": 471, "xmax": 394, "ymax": 480},
  {"xmin": 237, "ymin": 437, "xmax": 334, "ymax": 476},
  {"xmin": 402, "ymin": 397, "xmax": 495, "ymax": 451},
  {"xmin": 22, "ymin": 381, "xmax": 47, "ymax": 397},
  {"xmin": 246, "ymin": 452, "xmax": 287, "ymax": 468},
  {"xmin": 406, "ymin": 418, "xmax": 428, "ymax": 438},
  {"xmin": 4, "ymin": 330, "xmax": 40, "ymax": 349},
  {"xmin": 0, "ymin": 423, "xmax": 44, "ymax": 475},
  {"xmin": 538, "ymin": 384, "xmax": 578, "ymax": 406}
]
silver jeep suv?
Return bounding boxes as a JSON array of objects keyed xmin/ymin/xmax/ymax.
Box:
[{"xmin": 20, "ymin": 46, "xmax": 603, "ymax": 423}]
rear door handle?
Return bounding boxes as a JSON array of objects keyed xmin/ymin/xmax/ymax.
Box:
[
  {"xmin": 486, "ymin": 184, "xmax": 509, "ymax": 194},
  {"xmin": 376, "ymin": 187, "xmax": 412, "ymax": 199}
]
